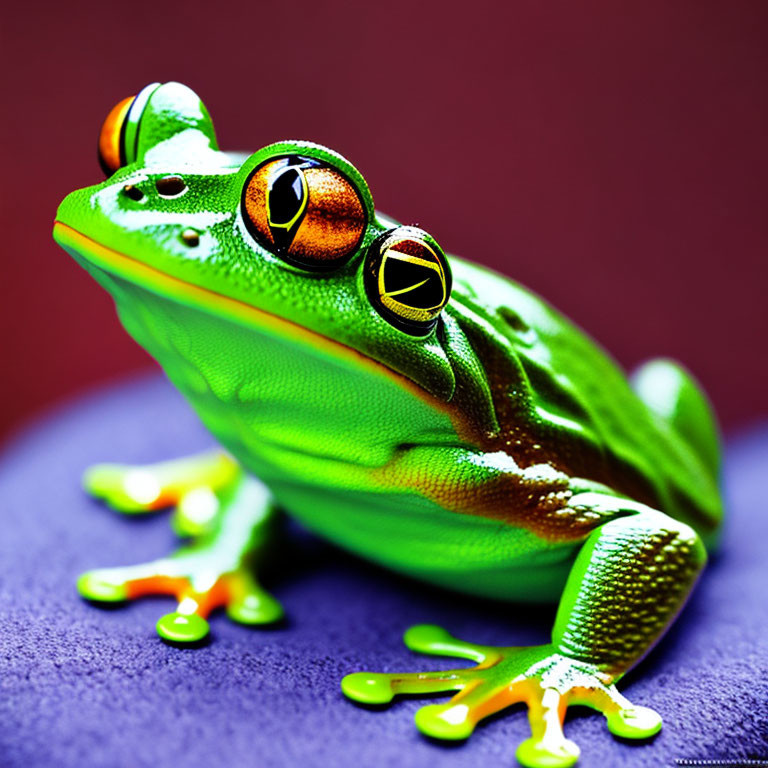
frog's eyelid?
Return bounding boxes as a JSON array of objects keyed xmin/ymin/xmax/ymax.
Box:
[{"xmin": 122, "ymin": 83, "xmax": 162, "ymax": 166}]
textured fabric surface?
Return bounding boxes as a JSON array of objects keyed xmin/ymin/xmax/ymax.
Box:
[{"xmin": 0, "ymin": 374, "xmax": 766, "ymax": 768}]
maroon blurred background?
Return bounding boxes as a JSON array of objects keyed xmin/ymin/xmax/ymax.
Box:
[{"xmin": 2, "ymin": 1, "xmax": 766, "ymax": 442}]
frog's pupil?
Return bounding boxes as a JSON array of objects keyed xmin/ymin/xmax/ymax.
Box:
[
  {"xmin": 269, "ymin": 168, "xmax": 304, "ymax": 226},
  {"xmin": 382, "ymin": 250, "xmax": 445, "ymax": 309}
]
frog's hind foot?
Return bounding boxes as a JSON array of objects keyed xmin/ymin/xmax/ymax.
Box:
[
  {"xmin": 78, "ymin": 453, "xmax": 283, "ymax": 643},
  {"xmin": 342, "ymin": 624, "xmax": 661, "ymax": 768}
]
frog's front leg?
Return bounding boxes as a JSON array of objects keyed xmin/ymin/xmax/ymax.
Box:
[
  {"xmin": 343, "ymin": 493, "xmax": 705, "ymax": 768},
  {"xmin": 77, "ymin": 451, "xmax": 283, "ymax": 642}
]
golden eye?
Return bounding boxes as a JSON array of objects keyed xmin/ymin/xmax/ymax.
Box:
[
  {"xmin": 97, "ymin": 82, "xmax": 160, "ymax": 177},
  {"xmin": 365, "ymin": 227, "xmax": 452, "ymax": 335},
  {"xmin": 242, "ymin": 156, "xmax": 366, "ymax": 269},
  {"xmin": 97, "ymin": 95, "xmax": 134, "ymax": 176}
]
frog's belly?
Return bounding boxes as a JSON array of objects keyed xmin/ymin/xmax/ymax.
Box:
[
  {"xmin": 171, "ymin": 378, "xmax": 579, "ymax": 603},
  {"xmin": 103, "ymin": 282, "xmax": 578, "ymax": 602},
  {"xmin": 263, "ymin": 474, "xmax": 578, "ymax": 604}
]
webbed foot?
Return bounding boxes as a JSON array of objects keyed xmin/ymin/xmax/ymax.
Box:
[
  {"xmin": 78, "ymin": 452, "xmax": 283, "ymax": 643},
  {"xmin": 342, "ymin": 624, "xmax": 661, "ymax": 768}
]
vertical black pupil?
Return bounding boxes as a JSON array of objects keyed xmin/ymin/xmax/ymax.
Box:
[{"xmin": 269, "ymin": 168, "xmax": 304, "ymax": 226}]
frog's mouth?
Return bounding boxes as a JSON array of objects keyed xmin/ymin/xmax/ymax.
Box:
[
  {"xmin": 53, "ymin": 221, "xmax": 467, "ymax": 470},
  {"xmin": 53, "ymin": 222, "xmax": 440, "ymax": 405}
]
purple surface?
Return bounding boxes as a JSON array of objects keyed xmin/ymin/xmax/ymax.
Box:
[{"xmin": 1, "ymin": 374, "xmax": 766, "ymax": 768}]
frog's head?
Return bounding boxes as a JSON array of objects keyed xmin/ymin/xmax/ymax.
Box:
[{"xmin": 54, "ymin": 83, "xmax": 493, "ymax": 461}]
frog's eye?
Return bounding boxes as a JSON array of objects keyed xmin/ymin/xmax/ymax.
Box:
[
  {"xmin": 97, "ymin": 83, "xmax": 160, "ymax": 176},
  {"xmin": 241, "ymin": 156, "xmax": 367, "ymax": 270},
  {"xmin": 364, "ymin": 227, "xmax": 452, "ymax": 335}
]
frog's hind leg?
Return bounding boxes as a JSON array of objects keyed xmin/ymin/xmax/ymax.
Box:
[
  {"xmin": 631, "ymin": 358, "xmax": 721, "ymax": 478},
  {"xmin": 343, "ymin": 497, "xmax": 705, "ymax": 768},
  {"xmin": 78, "ymin": 452, "xmax": 283, "ymax": 642}
]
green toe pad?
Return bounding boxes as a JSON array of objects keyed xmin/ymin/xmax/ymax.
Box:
[
  {"xmin": 227, "ymin": 593, "xmax": 284, "ymax": 625},
  {"xmin": 516, "ymin": 736, "xmax": 580, "ymax": 768},
  {"xmin": 403, "ymin": 624, "xmax": 453, "ymax": 652},
  {"xmin": 414, "ymin": 703, "xmax": 474, "ymax": 740},
  {"xmin": 606, "ymin": 705, "xmax": 662, "ymax": 739},
  {"xmin": 341, "ymin": 673, "xmax": 395, "ymax": 704},
  {"xmin": 77, "ymin": 571, "xmax": 128, "ymax": 602},
  {"xmin": 156, "ymin": 612, "xmax": 210, "ymax": 643}
]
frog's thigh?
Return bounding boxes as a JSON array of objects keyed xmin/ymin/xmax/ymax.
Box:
[
  {"xmin": 553, "ymin": 494, "xmax": 707, "ymax": 674},
  {"xmin": 630, "ymin": 358, "xmax": 720, "ymax": 477}
]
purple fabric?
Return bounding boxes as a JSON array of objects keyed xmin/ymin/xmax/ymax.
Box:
[{"xmin": 1, "ymin": 373, "xmax": 766, "ymax": 768}]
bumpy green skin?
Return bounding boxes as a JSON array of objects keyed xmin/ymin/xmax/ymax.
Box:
[{"xmin": 54, "ymin": 82, "xmax": 723, "ymax": 768}]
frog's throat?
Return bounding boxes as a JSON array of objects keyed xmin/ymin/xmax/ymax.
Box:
[{"xmin": 53, "ymin": 221, "xmax": 462, "ymax": 426}]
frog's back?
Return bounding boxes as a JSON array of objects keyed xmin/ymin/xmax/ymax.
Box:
[{"xmin": 446, "ymin": 256, "xmax": 723, "ymax": 545}]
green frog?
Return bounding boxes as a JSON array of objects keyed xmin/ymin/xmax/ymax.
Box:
[{"xmin": 53, "ymin": 82, "xmax": 723, "ymax": 768}]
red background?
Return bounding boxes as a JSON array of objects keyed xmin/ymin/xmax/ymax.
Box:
[{"xmin": 2, "ymin": 1, "xmax": 766, "ymax": 442}]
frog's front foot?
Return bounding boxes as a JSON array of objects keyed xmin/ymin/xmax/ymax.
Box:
[
  {"xmin": 342, "ymin": 625, "xmax": 661, "ymax": 768},
  {"xmin": 78, "ymin": 452, "xmax": 283, "ymax": 643}
]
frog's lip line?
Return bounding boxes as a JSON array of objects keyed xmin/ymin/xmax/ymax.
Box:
[{"xmin": 52, "ymin": 221, "xmax": 450, "ymax": 415}]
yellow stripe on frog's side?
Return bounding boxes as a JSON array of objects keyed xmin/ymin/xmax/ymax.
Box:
[{"xmin": 52, "ymin": 222, "xmax": 458, "ymax": 423}]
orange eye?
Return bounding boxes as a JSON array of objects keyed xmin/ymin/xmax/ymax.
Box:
[
  {"xmin": 97, "ymin": 95, "xmax": 134, "ymax": 176},
  {"xmin": 97, "ymin": 83, "xmax": 161, "ymax": 177},
  {"xmin": 242, "ymin": 156, "xmax": 367, "ymax": 270}
]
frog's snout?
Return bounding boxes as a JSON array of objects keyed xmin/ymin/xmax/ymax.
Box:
[{"xmin": 54, "ymin": 188, "xmax": 83, "ymax": 234}]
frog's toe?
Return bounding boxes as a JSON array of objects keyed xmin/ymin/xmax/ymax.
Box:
[
  {"xmin": 341, "ymin": 673, "xmax": 397, "ymax": 704},
  {"xmin": 516, "ymin": 735, "xmax": 579, "ymax": 768},
  {"xmin": 83, "ymin": 463, "xmax": 163, "ymax": 513},
  {"xmin": 403, "ymin": 623, "xmax": 454, "ymax": 650},
  {"xmin": 403, "ymin": 623, "xmax": 494, "ymax": 662},
  {"xmin": 77, "ymin": 554, "xmax": 283, "ymax": 644},
  {"xmin": 515, "ymin": 688, "xmax": 580, "ymax": 768},
  {"xmin": 512, "ymin": 669, "xmax": 661, "ymax": 768},
  {"xmin": 584, "ymin": 687, "xmax": 662, "ymax": 739},
  {"xmin": 156, "ymin": 611, "xmax": 210, "ymax": 643},
  {"xmin": 605, "ymin": 705, "xmax": 662, "ymax": 739},
  {"xmin": 82, "ymin": 451, "xmax": 240, "ymax": 518},
  {"xmin": 225, "ymin": 574, "xmax": 284, "ymax": 625},
  {"xmin": 77, "ymin": 568, "xmax": 129, "ymax": 602},
  {"xmin": 414, "ymin": 702, "xmax": 477, "ymax": 740},
  {"xmin": 342, "ymin": 655, "xmax": 470, "ymax": 708},
  {"xmin": 78, "ymin": 474, "xmax": 283, "ymax": 643}
]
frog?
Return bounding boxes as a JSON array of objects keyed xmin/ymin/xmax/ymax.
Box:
[{"xmin": 52, "ymin": 82, "xmax": 723, "ymax": 768}]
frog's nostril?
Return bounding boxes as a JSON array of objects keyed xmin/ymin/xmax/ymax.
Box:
[
  {"xmin": 156, "ymin": 175, "xmax": 187, "ymax": 198},
  {"xmin": 181, "ymin": 228, "xmax": 200, "ymax": 247},
  {"xmin": 122, "ymin": 184, "xmax": 145, "ymax": 202}
]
